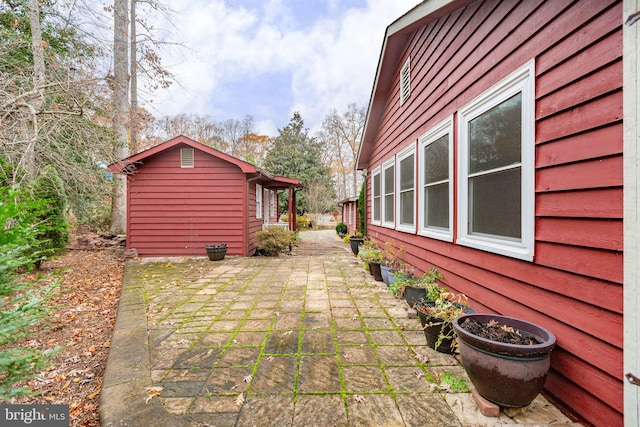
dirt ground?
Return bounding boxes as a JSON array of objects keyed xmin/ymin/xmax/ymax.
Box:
[{"xmin": 11, "ymin": 249, "xmax": 124, "ymax": 427}]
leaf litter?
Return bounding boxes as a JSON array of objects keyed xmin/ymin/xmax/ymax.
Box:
[{"xmin": 10, "ymin": 249, "xmax": 124, "ymax": 427}]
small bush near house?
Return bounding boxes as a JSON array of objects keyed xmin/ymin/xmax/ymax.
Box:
[
  {"xmin": 256, "ymin": 226, "xmax": 299, "ymax": 256},
  {"xmin": 335, "ymin": 222, "xmax": 347, "ymax": 236}
]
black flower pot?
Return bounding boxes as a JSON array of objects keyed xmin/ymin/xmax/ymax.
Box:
[
  {"xmin": 205, "ymin": 244, "xmax": 227, "ymax": 261},
  {"xmin": 368, "ymin": 261, "xmax": 383, "ymax": 281},
  {"xmin": 403, "ymin": 285, "xmax": 426, "ymax": 308},
  {"xmin": 453, "ymin": 314, "xmax": 556, "ymax": 408},
  {"xmin": 349, "ymin": 236, "xmax": 364, "ymax": 256},
  {"xmin": 416, "ymin": 302, "xmax": 475, "ymax": 354}
]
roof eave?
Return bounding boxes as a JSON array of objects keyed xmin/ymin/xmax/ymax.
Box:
[{"xmin": 356, "ymin": 0, "xmax": 476, "ymax": 170}]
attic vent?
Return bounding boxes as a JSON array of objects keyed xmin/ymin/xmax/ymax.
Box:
[
  {"xmin": 400, "ymin": 56, "xmax": 411, "ymax": 105},
  {"xmin": 180, "ymin": 148, "xmax": 194, "ymax": 168}
]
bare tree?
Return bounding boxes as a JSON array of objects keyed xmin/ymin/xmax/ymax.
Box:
[{"xmin": 317, "ymin": 103, "xmax": 366, "ymax": 200}]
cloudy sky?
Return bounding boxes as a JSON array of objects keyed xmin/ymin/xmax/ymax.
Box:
[{"xmin": 144, "ymin": 0, "xmax": 420, "ymax": 136}]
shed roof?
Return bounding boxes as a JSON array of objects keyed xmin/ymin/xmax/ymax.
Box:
[
  {"xmin": 356, "ymin": 0, "xmax": 476, "ymax": 169},
  {"xmin": 108, "ymin": 135, "xmax": 302, "ymax": 188}
]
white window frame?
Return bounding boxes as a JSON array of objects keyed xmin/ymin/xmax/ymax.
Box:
[
  {"xmin": 457, "ymin": 60, "xmax": 535, "ymax": 261},
  {"xmin": 382, "ymin": 158, "xmax": 395, "ymax": 228},
  {"xmin": 400, "ymin": 56, "xmax": 411, "ymax": 106},
  {"xmin": 371, "ymin": 166, "xmax": 382, "ymax": 226},
  {"xmin": 180, "ymin": 148, "xmax": 194, "ymax": 168},
  {"xmin": 256, "ymin": 183, "xmax": 263, "ymax": 219},
  {"xmin": 396, "ymin": 142, "xmax": 416, "ymax": 233},
  {"xmin": 418, "ymin": 117, "xmax": 454, "ymax": 242}
]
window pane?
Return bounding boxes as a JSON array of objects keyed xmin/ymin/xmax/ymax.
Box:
[
  {"xmin": 400, "ymin": 154, "xmax": 414, "ymax": 191},
  {"xmin": 469, "ymin": 168, "xmax": 521, "ymax": 239},
  {"xmin": 384, "ymin": 166, "xmax": 394, "ymax": 192},
  {"xmin": 425, "ymin": 135, "xmax": 448, "ymax": 183},
  {"xmin": 469, "ymin": 93, "xmax": 522, "ymax": 174},
  {"xmin": 425, "ymin": 183, "xmax": 449, "ymax": 229},
  {"xmin": 373, "ymin": 197, "xmax": 380, "ymax": 221},
  {"xmin": 373, "ymin": 173, "xmax": 380, "ymax": 197},
  {"xmin": 384, "ymin": 194, "xmax": 394, "ymax": 223},
  {"xmin": 400, "ymin": 190, "xmax": 414, "ymax": 225}
]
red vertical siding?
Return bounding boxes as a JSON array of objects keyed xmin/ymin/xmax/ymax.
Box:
[
  {"xmin": 363, "ymin": 1, "xmax": 623, "ymax": 425},
  {"xmin": 342, "ymin": 200, "xmax": 358, "ymax": 235},
  {"xmin": 127, "ymin": 145, "xmax": 248, "ymax": 256}
]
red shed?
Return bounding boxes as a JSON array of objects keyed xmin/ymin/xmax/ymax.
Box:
[
  {"xmin": 338, "ymin": 196, "xmax": 359, "ymax": 235},
  {"xmin": 108, "ymin": 135, "xmax": 302, "ymax": 257},
  {"xmin": 357, "ymin": 1, "xmax": 629, "ymax": 425}
]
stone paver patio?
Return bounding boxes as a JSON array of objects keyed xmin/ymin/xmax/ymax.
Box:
[{"xmin": 101, "ymin": 231, "xmax": 580, "ymax": 427}]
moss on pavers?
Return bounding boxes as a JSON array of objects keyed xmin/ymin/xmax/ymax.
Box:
[{"xmin": 104, "ymin": 252, "xmax": 576, "ymax": 427}]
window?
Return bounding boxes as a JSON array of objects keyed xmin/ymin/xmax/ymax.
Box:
[
  {"xmin": 400, "ymin": 57, "xmax": 411, "ymax": 105},
  {"xmin": 382, "ymin": 159, "xmax": 395, "ymax": 228},
  {"xmin": 396, "ymin": 143, "xmax": 416, "ymax": 232},
  {"xmin": 180, "ymin": 148, "xmax": 194, "ymax": 168},
  {"xmin": 371, "ymin": 168, "xmax": 381, "ymax": 225},
  {"xmin": 256, "ymin": 184, "xmax": 263, "ymax": 219},
  {"xmin": 419, "ymin": 117, "xmax": 453, "ymax": 241},
  {"xmin": 457, "ymin": 61, "xmax": 535, "ymax": 261}
]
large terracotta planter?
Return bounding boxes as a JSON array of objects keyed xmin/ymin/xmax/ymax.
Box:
[{"xmin": 453, "ymin": 314, "xmax": 556, "ymax": 408}]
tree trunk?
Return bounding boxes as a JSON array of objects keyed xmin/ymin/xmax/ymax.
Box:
[
  {"xmin": 130, "ymin": 0, "xmax": 138, "ymax": 153},
  {"xmin": 20, "ymin": 0, "xmax": 46, "ymax": 179},
  {"xmin": 110, "ymin": 0, "xmax": 130, "ymax": 234}
]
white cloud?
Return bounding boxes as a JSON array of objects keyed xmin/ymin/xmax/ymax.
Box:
[{"xmin": 146, "ymin": 0, "xmax": 420, "ymax": 135}]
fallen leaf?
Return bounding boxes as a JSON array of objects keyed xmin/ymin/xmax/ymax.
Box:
[
  {"xmin": 354, "ymin": 395, "xmax": 366, "ymax": 403},
  {"xmin": 235, "ymin": 393, "xmax": 245, "ymax": 406},
  {"xmin": 281, "ymin": 330, "xmax": 293, "ymax": 337},
  {"xmin": 415, "ymin": 354, "xmax": 429, "ymax": 364},
  {"xmin": 416, "ymin": 371, "xmax": 425, "ymax": 380},
  {"xmin": 243, "ymin": 375, "xmax": 252, "ymax": 383}
]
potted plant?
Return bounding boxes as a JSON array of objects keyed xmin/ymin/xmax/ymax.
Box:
[
  {"xmin": 335, "ymin": 222, "xmax": 348, "ymax": 238},
  {"xmin": 380, "ymin": 241, "xmax": 405, "ymax": 284},
  {"xmin": 205, "ymin": 243, "xmax": 228, "ymax": 261},
  {"xmin": 453, "ymin": 314, "xmax": 556, "ymax": 408},
  {"xmin": 357, "ymin": 241, "xmax": 385, "ymax": 281},
  {"xmin": 349, "ymin": 234, "xmax": 364, "ymax": 256},
  {"xmin": 414, "ymin": 291, "xmax": 474, "ymax": 354},
  {"xmin": 402, "ymin": 268, "xmax": 444, "ymax": 307}
]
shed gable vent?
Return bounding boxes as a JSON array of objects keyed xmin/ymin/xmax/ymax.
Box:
[
  {"xmin": 400, "ymin": 56, "xmax": 411, "ymax": 106},
  {"xmin": 180, "ymin": 148, "xmax": 194, "ymax": 168}
]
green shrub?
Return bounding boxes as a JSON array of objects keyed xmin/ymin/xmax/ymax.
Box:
[
  {"xmin": 335, "ymin": 222, "xmax": 347, "ymax": 236},
  {"xmin": 28, "ymin": 166, "xmax": 69, "ymax": 263},
  {"xmin": 0, "ymin": 188, "xmax": 58, "ymax": 401},
  {"xmin": 256, "ymin": 226, "xmax": 299, "ymax": 256}
]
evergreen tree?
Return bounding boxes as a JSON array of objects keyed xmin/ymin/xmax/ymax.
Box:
[{"xmin": 264, "ymin": 112, "xmax": 335, "ymax": 214}]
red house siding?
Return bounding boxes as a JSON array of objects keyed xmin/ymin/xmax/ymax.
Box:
[
  {"xmin": 360, "ymin": 1, "xmax": 623, "ymax": 426},
  {"xmin": 127, "ymin": 146, "xmax": 248, "ymax": 256}
]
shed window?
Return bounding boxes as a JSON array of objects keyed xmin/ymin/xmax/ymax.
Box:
[
  {"xmin": 256, "ymin": 184, "xmax": 263, "ymax": 219},
  {"xmin": 371, "ymin": 167, "xmax": 381, "ymax": 225},
  {"xmin": 400, "ymin": 57, "xmax": 411, "ymax": 105},
  {"xmin": 419, "ymin": 117, "xmax": 453, "ymax": 242},
  {"xmin": 396, "ymin": 143, "xmax": 416, "ymax": 232},
  {"xmin": 180, "ymin": 148, "xmax": 194, "ymax": 168},
  {"xmin": 457, "ymin": 61, "xmax": 535, "ymax": 261},
  {"xmin": 382, "ymin": 159, "xmax": 395, "ymax": 228}
]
